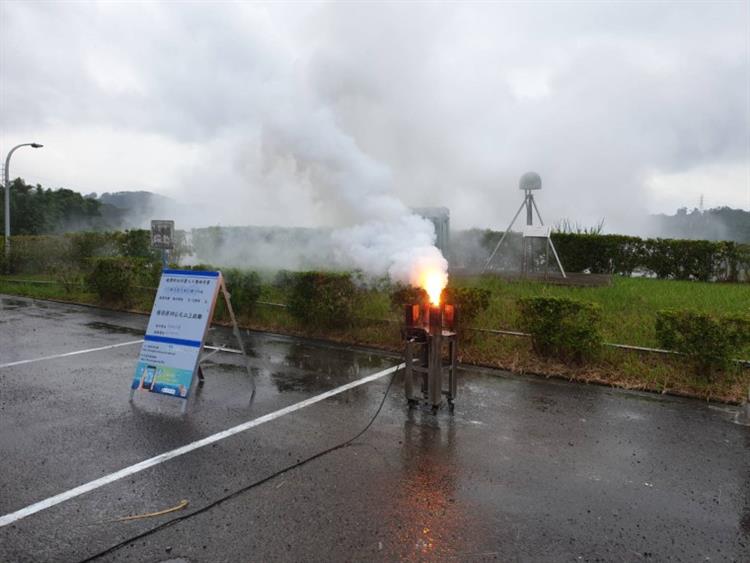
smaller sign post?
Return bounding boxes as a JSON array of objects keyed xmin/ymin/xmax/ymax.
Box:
[
  {"xmin": 130, "ymin": 269, "xmax": 250, "ymax": 414},
  {"xmin": 151, "ymin": 220, "xmax": 175, "ymax": 270}
]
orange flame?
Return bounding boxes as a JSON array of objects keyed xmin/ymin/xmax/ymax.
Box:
[{"xmin": 419, "ymin": 268, "xmax": 448, "ymax": 306}]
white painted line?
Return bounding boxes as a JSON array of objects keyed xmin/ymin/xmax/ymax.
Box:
[
  {"xmin": 0, "ymin": 362, "xmax": 404, "ymax": 528},
  {"xmin": 0, "ymin": 340, "xmax": 144, "ymax": 369}
]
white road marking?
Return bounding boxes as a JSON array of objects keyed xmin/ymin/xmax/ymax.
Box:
[
  {"xmin": 0, "ymin": 340, "xmax": 144, "ymax": 369},
  {"xmin": 0, "ymin": 362, "xmax": 404, "ymax": 528}
]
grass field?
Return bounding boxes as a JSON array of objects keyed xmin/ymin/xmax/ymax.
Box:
[
  {"xmin": 2, "ymin": 273, "xmax": 748, "ymax": 403},
  {"xmin": 462, "ymin": 275, "xmax": 750, "ymax": 352}
]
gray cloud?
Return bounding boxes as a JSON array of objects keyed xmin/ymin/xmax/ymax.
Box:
[{"xmin": 2, "ymin": 0, "xmax": 748, "ymax": 236}]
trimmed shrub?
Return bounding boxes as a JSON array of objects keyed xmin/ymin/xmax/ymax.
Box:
[
  {"xmin": 390, "ymin": 284, "xmax": 429, "ymax": 311},
  {"xmin": 85, "ymin": 257, "xmax": 142, "ymax": 304},
  {"xmin": 518, "ymin": 296, "xmax": 603, "ymax": 362},
  {"xmin": 655, "ymin": 310, "xmax": 750, "ymax": 376},
  {"xmin": 222, "ymin": 268, "xmax": 261, "ymax": 317},
  {"xmin": 441, "ymin": 286, "xmax": 491, "ymax": 332},
  {"xmin": 52, "ymin": 263, "xmax": 83, "ymax": 294},
  {"xmin": 66, "ymin": 232, "xmax": 119, "ymax": 271},
  {"xmin": 180, "ymin": 264, "xmax": 216, "ymax": 272},
  {"xmin": 288, "ymin": 272, "xmax": 358, "ymax": 329}
]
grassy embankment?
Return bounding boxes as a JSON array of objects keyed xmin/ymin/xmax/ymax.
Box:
[{"xmin": 1, "ymin": 274, "xmax": 748, "ymax": 403}]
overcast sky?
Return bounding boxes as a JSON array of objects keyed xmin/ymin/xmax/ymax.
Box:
[{"xmin": 1, "ymin": 1, "xmax": 748, "ymax": 233}]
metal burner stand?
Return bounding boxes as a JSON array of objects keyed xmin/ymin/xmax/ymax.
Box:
[{"xmin": 403, "ymin": 306, "xmax": 458, "ymax": 413}]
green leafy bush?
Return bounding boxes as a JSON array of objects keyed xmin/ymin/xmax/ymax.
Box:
[
  {"xmin": 85, "ymin": 257, "xmax": 142, "ymax": 304},
  {"xmin": 288, "ymin": 272, "xmax": 358, "ymax": 329},
  {"xmin": 441, "ymin": 286, "xmax": 491, "ymax": 325},
  {"xmin": 655, "ymin": 310, "xmax": 750, "ymax": 376},
  {"xmin": 66, "ymin": 232, "xmax": 119, "ymax": 271},
  {"xmin": 389, "ymin": 284, "xmax": 429, "ymax": 311},
  {"xmin": 1, "ymin": 235, "xmax": 71, "ymax": 274},
  {"xmin": 222, "ymin": 268, "xmax": 261, "ymax": 317},
  {"xmin": 52, "ymin": 263, "xmax": 83, "ymax": 294},
  {"xmin": 116, "ymin": 229, "xmax": 159, "ymax": 260},
  {"xmin": 273, "ymin": 269, "xmax": 297, "ymax": 292},
  {"xmin": 518, "ymin": 296, "xmax": 603, "ymax": 362}
]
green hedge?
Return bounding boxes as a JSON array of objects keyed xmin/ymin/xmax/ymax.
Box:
[
  {"xmin": 550, "ymin": 233, "xmax": 643, "ymax": 275},
  {"xmin": 0, "ymin": 230, "xmax": 190, "ymax": 276},
  {"xmin": 0, "ymin": 235, "xmax": 72, "ymax": 274},
  {"xmin": 655, "ymin": 310, "xmax": 750, "ymax": 376},
  {"xmin": 518, "ymin": 296, "xmax": 603, "ymax": 362},
  {"xmin": 288, "ymin": 272, "xmax": 358, "ymax": 329},
  {"xmin": 549, "ymin": 233, "xmax": 747, "ymax": 281}
]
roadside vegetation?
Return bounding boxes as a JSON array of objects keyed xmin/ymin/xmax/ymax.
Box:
[{"xmin": 2, "ymin": 231, "xmax": 749, "ymax": 403}]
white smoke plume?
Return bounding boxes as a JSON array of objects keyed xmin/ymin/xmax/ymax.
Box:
[{"xmin": 208, "ymin": 14, "xmax": 450, "ymax": 286}]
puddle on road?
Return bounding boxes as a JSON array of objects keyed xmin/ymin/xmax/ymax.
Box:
[
  {"xmin": 1, "ymin": 298, "xmax": 69, "ymax": 319},
  {"xmin": 270, "ymin": 369, "xmax": 343, "ymax": 394},
  {"xmin": 1, "ymin": 297, "xmax": 32, "ymax": 310},
  {"xmin": 85, "ymin": 321, "xmax": 144, "ymax": 336}
]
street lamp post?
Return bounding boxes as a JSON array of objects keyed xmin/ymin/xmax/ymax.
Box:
[{"xmin": 4, "ymin": 143, "xmax": 43, "ymax": 268}]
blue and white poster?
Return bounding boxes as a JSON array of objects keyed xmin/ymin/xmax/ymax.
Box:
[{"xmin": 131, "ymin": 270, "xmax": 220, "ymax": 400}]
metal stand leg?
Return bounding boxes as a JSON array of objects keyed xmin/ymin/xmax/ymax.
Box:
[
  {"xmin": 483, "ymin": 199, "xmax": 526, "ymax": 272},
  {"xmin": 219, "ymin": 276, "xmax": 255, "ymax": 402},
  {"xmin": 548, "ymin": 236, "xmax": 567, "ymax": 278},
  {"xmin": 404, "ymin": 341, "xmax": 416, "ymax": 406},
  {"xmin": 449, "ymin": 339, "xmax": 458, "ymax": 407},
  {"xmin": 428, "ymin": 333, "xmax": 442, "ymax": 410},
  {"xmin": 531, "ymin": 197, "xmax": 566, "ymax": 278},
  {"xmin": 181, "ymin": 368, "xmax": 201, "ymax": 415}
]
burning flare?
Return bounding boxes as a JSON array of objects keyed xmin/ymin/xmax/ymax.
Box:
[{"xmin": 419, "ymin": 268, "xmax": 448, "ymax": 306}]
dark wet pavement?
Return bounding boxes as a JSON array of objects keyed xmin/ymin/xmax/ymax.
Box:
[{"xmin": 1, "ymin": 294, "xmax": 748, "ymax": 562}]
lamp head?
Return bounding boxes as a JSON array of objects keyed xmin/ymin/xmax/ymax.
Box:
[{"xmin": 30, "ymin": 143, "xmax": 43, "ymax": 148}]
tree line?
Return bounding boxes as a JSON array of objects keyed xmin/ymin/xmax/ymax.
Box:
[{"xmin": 0, "ymin": 178, "xmax": 104, "ymax": 234}]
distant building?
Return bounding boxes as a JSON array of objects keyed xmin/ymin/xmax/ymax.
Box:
[{"xmin": 412, "ymin": 207, "xmax": 450, "ymax": 255}]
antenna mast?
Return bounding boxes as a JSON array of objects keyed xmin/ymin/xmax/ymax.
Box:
[{"xmin": 482, "ymin": 172, "xmax": 566, "ymax": 278}]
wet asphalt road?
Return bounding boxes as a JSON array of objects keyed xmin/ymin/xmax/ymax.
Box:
[{"xmin": 0, "ymin": 295, "xmax": 748, "ymax": 562}]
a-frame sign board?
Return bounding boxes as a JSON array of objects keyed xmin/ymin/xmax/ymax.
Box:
[{"xmin": 129, "ymin": 269, "xmax": 251, "ymax": 414}]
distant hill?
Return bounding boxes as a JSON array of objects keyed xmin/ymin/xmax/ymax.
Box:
[
  {"xmin": 98, "ymin": 191, "xmax": 174, "ymax": 211},
  {"xmin": 88, "ymin": 191, "xmax": 177, "ymax": 230}
]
